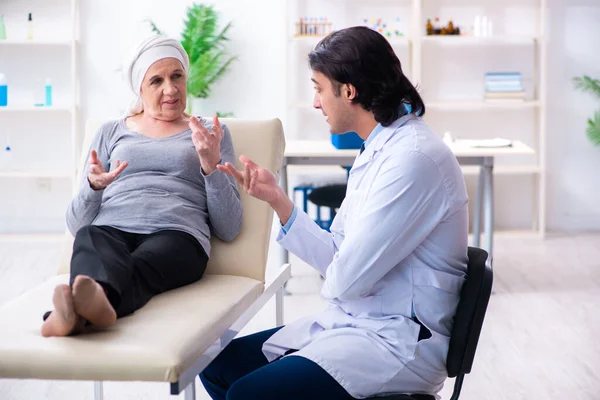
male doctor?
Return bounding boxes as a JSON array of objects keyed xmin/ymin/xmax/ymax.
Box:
[{"xmin": 200, "ymin": 26, "xmax": 469, "ymax": 400}]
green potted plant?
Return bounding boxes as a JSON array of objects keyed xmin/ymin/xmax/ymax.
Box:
[
  {"xmin": 149, "ymin": 3, "xmax": 237, "ymax": 115},
  {"xmin": 572, "ymin": 75, "xmax": 600, "ymax": 146}
]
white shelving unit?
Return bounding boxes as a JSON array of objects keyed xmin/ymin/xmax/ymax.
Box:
[
  {"xmin": 0, "ymin": 0, "xmax": 80, "ymax": 232},
  {"xmin": 284, "ymin": 0, "xmax": 547, "ymax": 234},
  {"xmin": 285, "ymin": 0, "xmax": 414, "ymax": 140},
  {"xmin": 411, "ymin": 0, "xmax": 547, "ymax": 234},
  {"xmin": 420, "ymin": 35, "xmax": 540, "ymax": 45}
]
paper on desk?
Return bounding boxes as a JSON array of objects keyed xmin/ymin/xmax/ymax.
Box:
[{"xmin": 458, "ymin": 138, "xmax": 513, "ymax": 148}]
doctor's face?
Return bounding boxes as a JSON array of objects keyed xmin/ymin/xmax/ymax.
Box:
[{"xmin": 312, "ymin": 71, "xmax": 355, "ymax": 135}]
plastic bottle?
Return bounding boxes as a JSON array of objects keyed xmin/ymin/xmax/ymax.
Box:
[
  {"xmin": 474, "ymin": 16, "xmax": 481, "ymax": 37},
  {"xmin": 481, "ymin": 16, "xmax": 488, "ymax": 37},
  {"xmin": 27, "ymin": 13, "xmax": 33, "ymax": 40},
  {"xmin": 0, "ymin": 73, "xmax": 7, "ymax": 107},
  {"xmin": 45, "ymin": 78, "xmax": 52, "ymax": 106},
  {"xmin": 0, "ymin": 14, "xmax": 7, "ymax": 40}
]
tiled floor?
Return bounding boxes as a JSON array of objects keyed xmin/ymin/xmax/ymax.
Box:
[{"xmin": 1, "ymin": 230, "xmax": 599, "ymax": 399}]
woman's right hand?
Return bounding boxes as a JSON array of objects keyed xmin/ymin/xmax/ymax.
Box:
[{"xmin": 87, "ymin": 149, "xmax": 128, "ymax": 191}]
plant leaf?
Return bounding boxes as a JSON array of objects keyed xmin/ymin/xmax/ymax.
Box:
[
  {"xmin": 587, "ymin": 111, "xmax": 600, "ymax": 146},
  {"xmin": 573, "ymin": 75, "xmax": 600, "ymax": 99},
  {"xmin": 145, "ymin": 19, "xmax": 164, "ymax": 35},
  {"xmin": 182, "ymin": 3, "xmax": 236, "ymax": 99}
]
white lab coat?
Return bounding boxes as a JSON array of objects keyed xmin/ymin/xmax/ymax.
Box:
[{"xmin": 263, "ymin": 114, "xmax": 469, "ymax": 399}]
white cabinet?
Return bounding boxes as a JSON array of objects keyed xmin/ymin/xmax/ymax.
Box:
[{"xmin": 0, "ymin": 0, "xmax": 79, "ymax": 233}]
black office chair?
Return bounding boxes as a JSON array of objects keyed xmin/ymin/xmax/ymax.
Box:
[
  {"xmin": 307, "ymin": 184, "xmax": 347, "ymax": 218},
  {"xmin": 366, "ymin": 247, "xmax": 494, "ymax": 400}
]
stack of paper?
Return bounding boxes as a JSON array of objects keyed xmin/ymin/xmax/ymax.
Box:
[{"xmin": 459, "ymin": 138, "xmax": 514, "ymax": 148}]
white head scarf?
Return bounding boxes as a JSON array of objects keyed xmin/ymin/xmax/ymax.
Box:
[{"xmin": 123, "ymin": 35, "xmax": 190, "ymax": 117}]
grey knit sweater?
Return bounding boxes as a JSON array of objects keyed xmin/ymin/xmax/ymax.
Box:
[{"xmin": 66, "ymin": 117, "xmax": 243, "ymax": 255}]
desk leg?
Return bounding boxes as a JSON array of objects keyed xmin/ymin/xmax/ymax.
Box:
[
  {"xmin": 280, "ymin": 163, "xmax": 291, "ymax": 295},
  {"xmin": 472, "ymin": 166, "xmax": 484, "ymax": 248},
  {"xmin": 483, "ymin": 157, "xmax": 494, "ymax": 258}
]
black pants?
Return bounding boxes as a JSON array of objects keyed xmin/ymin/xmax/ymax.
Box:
[{"xmin": 45, "ymin": 225, "xmax": 208, "ymax": 320}]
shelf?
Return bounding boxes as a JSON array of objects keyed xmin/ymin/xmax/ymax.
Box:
[
  {"xmin": 290, "ymin": 35, "xmax": 409, "ymax": 46},
  {"xmin": 0, "ymin": 39, "xmax": 74, "ymax": 46},
  {"xmin": 0, "ymin": 106, "xmax": 74, "ymax": 113},
  {"xmin": 461, "ymin": 164, "xmax": 540, "ymax": 176},
  {"xmin": 421, "ymin": 35, "xmax": 539, "ymax": 45},
  {"xmin": 427, "ymin": 100, "xmax": 540, "ymax": 111},
  {"xmin": 0, "ymin": 170, "xmax": 73, "ymax": 179}
]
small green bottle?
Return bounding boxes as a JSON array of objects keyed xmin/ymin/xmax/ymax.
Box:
[{"xmin": 0, "ymin": 14, "xmax": 7, "ymax": 40}]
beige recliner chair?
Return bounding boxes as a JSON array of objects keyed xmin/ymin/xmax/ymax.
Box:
[{"xmin": 0, "ymin": 118, "xmax": 290, "ymax": 400}]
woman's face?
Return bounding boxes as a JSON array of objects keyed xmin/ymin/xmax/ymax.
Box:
[{"xmin": 140, "ymin": 58, "xmax": 187, "ymax": 121}]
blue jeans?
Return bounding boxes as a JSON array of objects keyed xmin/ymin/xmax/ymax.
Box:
[{"xmin": 199, "ymin": 327, "xmax": 355, "ymax": 400}]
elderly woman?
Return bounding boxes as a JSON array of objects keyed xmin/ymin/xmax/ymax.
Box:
[{"xmin": 41, "ymin": 35, "xmax": 242, "ymax": 337}]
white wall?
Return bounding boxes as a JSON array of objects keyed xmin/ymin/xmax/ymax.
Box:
[
  {"xmin": 78, "ymin": 0, "xmax": 286, "ymax": 124},
  {"xmin": 0, "ymin": 0, "xmax": 598, "ymax": 232},
  {"xmin": 545, "ymin": 0, "xmax": 600, "ymax": 231}
]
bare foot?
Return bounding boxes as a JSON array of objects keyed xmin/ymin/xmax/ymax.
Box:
[
  {"xmin": 72, "ymin": 275, "xmax": 117, "ymax": 329},
  {"xmin": 41, "ymin": 284, "xmax": 80, "ymax": 337}
]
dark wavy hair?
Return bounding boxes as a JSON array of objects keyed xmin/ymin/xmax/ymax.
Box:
[{"xmin": 308, "ymin": 26, "xmax": 425, "ymax": 126}]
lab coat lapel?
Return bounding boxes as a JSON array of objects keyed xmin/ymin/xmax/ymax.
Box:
[{"xmin": 351, "ymin": 114, "xmax": 415, "ymax": 173}]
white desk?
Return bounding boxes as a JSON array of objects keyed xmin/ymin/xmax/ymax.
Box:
[{"xmin": 282, "ymin": 140, "xmax": 535, "ymax": 262}]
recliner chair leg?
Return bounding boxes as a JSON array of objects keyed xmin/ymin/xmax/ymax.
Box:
[{"xmin": 94, "ymin": 381, "xmax": 103, "ymax": 400}]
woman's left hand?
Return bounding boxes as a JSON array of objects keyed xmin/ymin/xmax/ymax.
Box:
[{"xmin": 190, "ymin": 115, "xmax": 222, "ymax": 175}]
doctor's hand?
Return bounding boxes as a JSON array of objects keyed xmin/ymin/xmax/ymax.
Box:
[
  {"xmin": 218, "ymin": 155, "xmax": 280, "ymax": 204},
  {"xmin": 219, "ymin": 155, "xmax": 295, "ymax": 225},
  {"xmin": 87, "ymin": 149, "xmax": 128, "ymax": 191}
]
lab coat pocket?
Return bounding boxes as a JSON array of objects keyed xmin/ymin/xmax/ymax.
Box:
[{"xmin": 375, "ymin": 316, "xmax": 421, "ymax": 361}]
